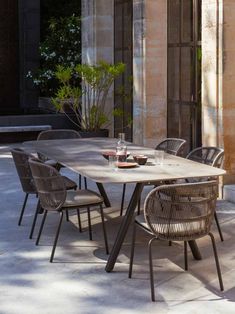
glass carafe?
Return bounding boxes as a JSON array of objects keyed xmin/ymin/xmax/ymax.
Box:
[{"xmin": 116, "ymin": 133, "xmax": 127, "ymax": 162}]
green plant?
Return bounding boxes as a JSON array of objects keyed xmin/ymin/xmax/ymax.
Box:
[
  {"xmin": 27, "ymin": 15, "xmax": 81, "ymax": 96},
  {"xmin": 52, "ymin": 61, "xmax": 131, "ymax": 131}
]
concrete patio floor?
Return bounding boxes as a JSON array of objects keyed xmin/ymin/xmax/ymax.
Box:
[{"xmin": 0, "ymin": 144, "xmax": 235, "ymax": 314}]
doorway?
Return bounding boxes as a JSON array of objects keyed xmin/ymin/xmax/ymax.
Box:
[
  {"xmin": 167, "ymin": 0, "xmax": 202, "ymax": 152},
  {"xmin": 114, "ymin": 0, "xmax": 133, "ymax": 141},
  {"xmin": 0, "ymin": 0, "xmax": 20, "ymax": 114}
]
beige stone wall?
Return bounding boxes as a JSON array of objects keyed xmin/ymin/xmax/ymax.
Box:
[
  {"xmin": 81, "ymin": 0, "xmax": 114, "ymax": 135},
  {"xmin": 82, "ymin": 0, "xmax": 168, "ymax": 145},
  {"xmin": 133, "ymin": 0, "xmax": 168, "ymax": 147},
  {"xmin": 202, "ymin": 0, "xmax": 235, "ymax": 183}
]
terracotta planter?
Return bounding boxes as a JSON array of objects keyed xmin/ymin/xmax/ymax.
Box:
[{"xmin": 79, "ymin": 129, "xmax": 109, "ymax": 138}]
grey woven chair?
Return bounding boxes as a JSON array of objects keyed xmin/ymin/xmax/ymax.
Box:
[
  {"xmin": 37, "ymin": 129, "xmax": 87, "ymax": 189},
  {"xmin": 29, "ymin": 158, "xmax": 109, "ymax": 262},
  {"xmin": 186, "ymin": 147, "xmax": 225, "ymax": 241},
  {"xmin": 128, "ymin": 181, "xmax": 224, "ymax": 302},
  {"xmin": 155, "ymin": 137, "xmax": 186, "ymax": 155},
  {"xmin": 11, "ymin": 148, "xmax": 78, "ymax": 239},
  {"xmin": 120, "ymin": 138, "xmax": 187, "ymax": 216}
]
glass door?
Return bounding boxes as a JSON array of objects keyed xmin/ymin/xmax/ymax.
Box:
[{"xmin": 167, "ymin": 0, "xmax": 201, "ymax": 152}]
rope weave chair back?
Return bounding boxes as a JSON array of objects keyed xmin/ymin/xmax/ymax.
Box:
[
  {"xmin": 37, "ymin": 129, "xmax": 81, "ymax": 141},
  {"xmin": 37, "ymin": 129, "xmax": 81, "ymax": 161},
  {"xmin": 212, "ymin": 150, "xmax": 224, "ymax": 169},
  {"xmin": 186, "ymin": 147, "xmax": 224, "ymax": 166},
  {"xmin": 156, "ymin": 138, "xmax": 186, "ymax": 156},
  {"xmin": 29, "ymin": 158, "xmax": 66, "ymax": 211},
  {"xmin": 144, "ymin": 181, "xmax": 218, "ymax": 242},
  {"xmin": 11, "ymin": 148, "xmax": 36, "ymax": 194}
]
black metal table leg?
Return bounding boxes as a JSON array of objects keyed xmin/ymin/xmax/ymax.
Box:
[
  {"xmin": 105, "ymin": 183, "xmax": 144, "ymax": 272},
  {"xmin": 188, "ymin": 240, "xmax": 202, "ymax": 260},
  {"xmin": 96, "ymin": 182, "xmax": 111, "ymax": 208}
]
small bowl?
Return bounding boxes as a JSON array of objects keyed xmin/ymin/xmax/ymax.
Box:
[{"xmin": 133, "ymin": 155, "xmax": 148, "ymax": 165}]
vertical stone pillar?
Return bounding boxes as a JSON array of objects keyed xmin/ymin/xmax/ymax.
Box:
[
  {"xmin": 202, "ymin": 0, "xmax": 235, "ymax": 183},
  {"xmin": 81, "ymin": 0, "xmax": 114, "ymax": 134},
  {"xmin": 82, "ymin": 0, "xmax": 114, "ymax": 64},
  {"xmin": 133, "ymin": 0, "xmax": 167, "ymax": 146}
]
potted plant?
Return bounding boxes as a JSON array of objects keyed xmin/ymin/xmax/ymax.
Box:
[
  {"xmin": 27, "ymin": 14, "xmax": 81, "ymax": 112},
  {"xmin": 51, "ymin": 60, "xmax": 132, "ymax": 136}
]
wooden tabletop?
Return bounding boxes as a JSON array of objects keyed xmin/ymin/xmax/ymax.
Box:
[{"xmin": 24, "ymin": 137, "xmax": 226, "ymax": 184}]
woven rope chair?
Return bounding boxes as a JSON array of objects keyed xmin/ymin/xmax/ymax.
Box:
[
  {"xmin": 29, "ymin": 158, "xmax": 109, "ymax": 262},
  {"xmin": 11, "ymin": 148, "xmax": 77, "ymax": 239},
  {"xmin": 186, "ymin": 147, "xmax": 225, "ymax": 241},
  {"xmin": 128, "ymin": 181, "xmax": 224, "ymax": 301},
  {"xmin": 37, "ymin": 129, "xmax": 87, "ymax": 190},
  {"xmin": 155, "ymin": 138, "xmax": 186, "ymax": 155},
  {"xmin": 120, "ymin": 138, "xmax": 187, "ymax": 216},
  {"xmin": 11, "ymin": 148, "xmax": 37, "ymax": 226}
]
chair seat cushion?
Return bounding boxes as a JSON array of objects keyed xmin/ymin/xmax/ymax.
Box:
[
  {"xmin": 135, "ymin": 214, "xmax": 206, "ymax": 240},
  {"xmin": 63, "ymin": 189, "xmax": 103, "ymax": 208},
  {"xmin": 62, "ymin": 176, "xmax": 77, "ymax": 190}
]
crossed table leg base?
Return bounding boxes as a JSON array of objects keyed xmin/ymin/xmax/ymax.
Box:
[{"xmin": 105, "ymin": 182, "xmax": 202, "ymax": 273}]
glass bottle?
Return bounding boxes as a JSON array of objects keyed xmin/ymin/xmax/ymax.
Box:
[{"xmin": 116, "ymin": 133, "xmax": 127, "ymax": 162}]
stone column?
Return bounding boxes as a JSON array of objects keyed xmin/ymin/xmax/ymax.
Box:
[
  {"xmin": 133, "ymin": 0, "xmax": 167, "ymax": 147},
  {"xmin": 202, "ymin": 0, "xmax": 235, "ymax": 184},
  {"xmin": 81, "ymin": 0, "xmax": 114, "ymax": 135}
]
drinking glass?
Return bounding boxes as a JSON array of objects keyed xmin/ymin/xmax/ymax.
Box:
[
  {"xmin": 116, "ymin": 145, "xmax": 127, "ymax": 162},
  {"xmin": 154, "ymin": 150, "xmax": 164, "ymax": 165}
]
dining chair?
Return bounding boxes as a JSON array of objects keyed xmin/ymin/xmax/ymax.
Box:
[
  {"xmin": 120, "ymin": 138, "xmax": 187, "ymax": 216},
  {"xmin": 186, "ymin": 147, "xmax": 225, "ymax": 241},
  {"xmin": 128, "ymin": 181, "xmax": 224, "ymax": 302},
  {"xmin": 29, "ymin": 158, "xmax": 109, "ymax": 262},
  {"xmin": 37, "ymin": 129, "xmax": 87, "ymax": 189},
  {"xmin": 11, "ymin": 148, "xmax": 78, "ymax": 239}
]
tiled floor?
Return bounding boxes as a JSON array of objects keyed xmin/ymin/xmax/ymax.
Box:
[{"xmin": 0, "ymin": 144, "xmax": 235, "ymax": 314}]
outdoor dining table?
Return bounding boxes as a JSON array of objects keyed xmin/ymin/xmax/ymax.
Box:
[{"xmin": 24, "ymin": 137, "xmax": 226, "ymax": 272}]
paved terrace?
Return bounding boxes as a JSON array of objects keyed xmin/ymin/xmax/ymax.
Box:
[{"xmin": 0, "ymin": 144, "xmax": 235, "ymax": 314}]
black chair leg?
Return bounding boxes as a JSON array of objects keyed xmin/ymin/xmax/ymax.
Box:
[
  {"xmin": 128, "ymin": 223, "xmax": 136, "ymax": 278},
  {"xmin": 120, "ymin": 184, "xmax": 126, "ymax": 216},
  {"xmin": 65, "ymin": 210, "xmax": 69, "ymax": 222},
  {"xmin": 36, "ymin": 210, "xmax": 48, "ymax": 245},
  {"xmin": 84, "ymin": 177, "xmax": 87, "ymax": 189},
  {"xmin": 214, "ymin": 212, "xmax": 224, "ymax": 242},
  {"xmin": 99, "ymin": 204, "xmax": 109, "ymax": 254},
  {"xmin": 50, "ymin": 212, "xmax": 64, "ymax": 263},
  {"xmin": 29, "ymin": 200, "xmax": 41, "ymax": 239},
  {"xmin": 79, "ymin": 174, "xmax": 82, "ymax": 189},
  {"xmin": 184, "ymin": 241, "xmax": 188, "ymax": 271},
  {"xmin": 148, "ymin": 237, "xmax": 157, "ymax": 302},
  {"xmin": 18, "ymin": 193, "xmax": 29, "ymax": 226},
  {"xmin": 87, "ymin": 207, "xmax": 92, "ymax": 240},
  {"xmin": 137, "ymin": 198, "xmax": 141, "ymax": 215},
  {"xmin": 77, "ymin": 209, "xmax": 82, "ymax": 232},
  {"xmin": 208, "ymin": 232, "xmax": 224, "ymax": 291}
]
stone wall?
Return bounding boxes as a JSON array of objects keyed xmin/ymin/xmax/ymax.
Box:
[
  {"xmin": 133, "ymin": 0, "xmax": 167, "ymax": 146},
  {"xmin": 82, "ymin": 0, "xmax": 114, "ymax": 135},
  {"xmin": 202, "ymin": 0, "xmax": 235, "ymax": 183}
]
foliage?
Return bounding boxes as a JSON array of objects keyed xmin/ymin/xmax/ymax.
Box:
[
  {"xmin": 52, "ymin": 61, "xmax": 132, "ymax": 131},
  {"xmin": 27, "ymin": 15, "xmax": 81, "ymax": 96},
  {"xmin": 40, "ymin": 0, "xmax": 81, "ymax": 40}
]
